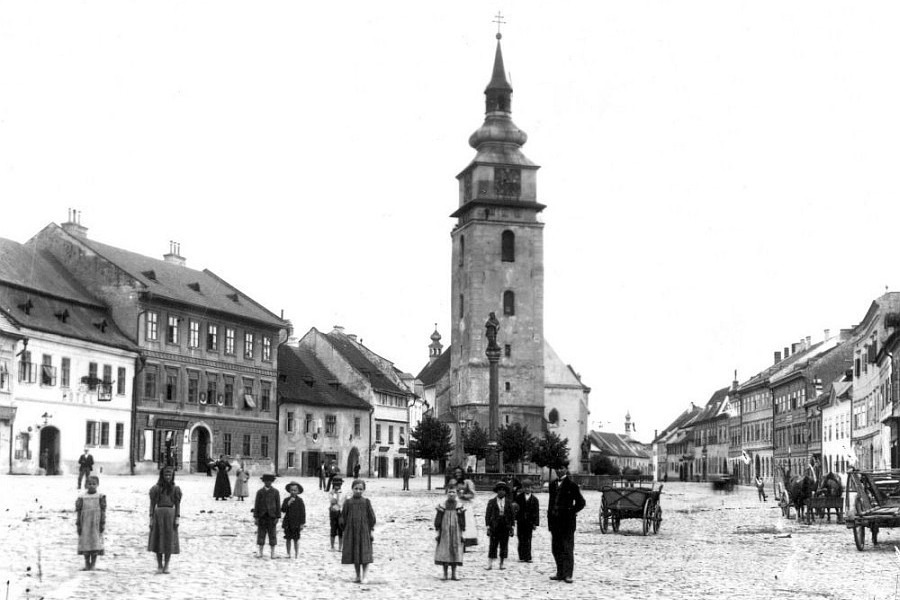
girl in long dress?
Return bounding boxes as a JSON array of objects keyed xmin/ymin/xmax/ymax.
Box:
[
  {"xmin": 340, "ymin": 479, "xmax": 376, "ymax": 584},
  {"xmin": 434, "ymin": 486, "xmax": 466, "ymax": 580},
  {"xmin": 148, "ymin": 466, "xmax": 182, "ymax": 574},
  {"xmin": 213, "ymin": 455, "xmax": 232, "ymax": 500},
  {"xmin": 452, "ymin": 467, "xmax": 479, "ymax": 550},
  {"xmin": 232, "ymin": 457, "xmax": 250, "ymax": 501},
  {"xmin": 76, "ymin": 475, "xmax": 106, "ymax": 571}
]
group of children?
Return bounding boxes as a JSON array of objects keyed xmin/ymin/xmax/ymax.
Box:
[{"xmin": 74, "ymin": 469, "xmax": 539, "ymax": 583}]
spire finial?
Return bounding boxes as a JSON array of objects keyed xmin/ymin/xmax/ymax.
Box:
[{"xmin": 492, "ymin": 11, "xmax": 506, "ymax": 39}]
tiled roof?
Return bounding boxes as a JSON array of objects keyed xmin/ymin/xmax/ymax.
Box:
[
  {"xmin": 738, "ymin": 349, "xmax": 808, "ymax": 392},
  {"xmin": 653, "ymin": 405, "xmax": 703, "ymax": 442},
  {"xmin": 0, "ymin": 238, "xmax": 97, "ymax": 303},
  {"xmin": 589, "ymin": 431, "xmax": 650, "ymax": 459},
  {"xmin": 51, "ymin": 227, "xmax": 285, "ymax": 328},
  {"xmin": 324, "ymin": 332, "xmax": 409, "ymax": 396},
  {"xmin": 277, "ymin": 345, "xmax": 371, "ymax": 410},
  {"xmin": 417, "ymin": 348, "xmax": 450, "ymax": 386},
  {"xmin": 690, "ymin": 387, "xmax": 731, "ymax": 426}
]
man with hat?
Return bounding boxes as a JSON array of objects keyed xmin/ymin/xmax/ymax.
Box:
[
  {"xmin": 547, "ymin": 462, "xmax": 585, "ymax": 583},
  {"xmin": 484, "ymin": 480, "xmax": 517, "ymax": 571},
  {"xmin": 252, "ymin": 474, "xmax": 280, "ymax": 558},
  {"xmin": 281, "ymin": 481, "xmax": 305, "ymax": 559},
  {"xmin": 77, "ymin": 448, "xmax": 94, "ymax": 489}
]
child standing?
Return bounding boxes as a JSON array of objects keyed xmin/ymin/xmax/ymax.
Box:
[
  {"xmin": 484, "ymin": 481, "xmax": 517, "ymax": 570},
  {"xmin": 434, "ymin": 485, "xmax": 465, "ymax": 581},
  {"xmin": 281, "ymin": 481, "xmax": 306, "ymax": 558},
  {"xmin": 513, "ymin": 479, "xmax": 540, "ymax": 562},
  {"xmin": 76, "ymin": 475, "xmax": 106, "ymax": 571},
  {"xmin": 328, "ymin": 476, "xmax": 345, "ymax": 551},
  {"xmin": 340, "ymin": 479, "xmax": 376, "ymax": 584},
  {"xmin": 253, "ymin": 474, "xmax": 280, "ymax": 558},
  {"xmin": 148, "ymin": 466, "xmax": 181, "ymax": 574}
]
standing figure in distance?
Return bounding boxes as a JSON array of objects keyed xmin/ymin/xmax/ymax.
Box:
[
  {"xmin": 755, "ymin": 473, "xmax": 767, "ymax": 502},
  {"xmin": 232, "ymin": 455, "xmax": 250, "ymax": 502},
  {"xmin": 434, "ymin": 485, "xmax": 465, "ymax": 581},
  {"xmin": 547, "ymin": 462, "xmax": 585, "ymax": 584},
  {"xmin": 401, "ymin": 461, "xmax": 410, "ymax": 491},
  {"xmin": 281, "ymin": 481, "xmax": 306, "ymax": 559},
  {"xmin": 319, "ymin": 461, "xmax": 327, "ymax": 491},
  {"xmin": 77, "ymin": 448, "xmax": 94, "ymax": 489},
  {"xmin": 148, "ymin": 466, "xmax": 181, "ymax": 574},
  {"xmin": 484, "ymin": 481, "xmax": 517, "ymax": 571},
  {"xmin": 76, "ymin": 475, "xmax": 106, "ymax": 571},
  {"xmin": 328, "ymin": 476, "xmax": 345, "ymax": 551},
  {"xmin": 212, "ymin": 454, "xmax": 232, "ymax": 500},
  {"xmin": 253, "ymin": 473, "xmax": 280, "ymax": 558},
  {"xmin": 514, "ymin": 479, "xmax": 540, "ymax": 562},
  {"xmin": 353, "ymin": 462, "xmax": 361, "ymax": 479},
  {"xmin": 340, "ymin": 479, "xmax": 376, "ymax": 584}
]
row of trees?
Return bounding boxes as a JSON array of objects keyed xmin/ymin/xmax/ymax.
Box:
[{"xmin": 408, "ymin": 416, "xmax": 571, "ymax": 489}]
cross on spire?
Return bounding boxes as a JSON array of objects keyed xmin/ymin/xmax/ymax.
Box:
[{"xmin": 492, "ymin": 11, "xmax": 506, "ymax": 39}]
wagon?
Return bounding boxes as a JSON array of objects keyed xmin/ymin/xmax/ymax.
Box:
[
  {"xmin": 844, "ymin": 469, "xmax": 900, "ymax": 550},
  {"xmin": 807, "ymin": 494, "xmax": 843, "ymax": 524},
  {"xmin": 598, "ymin": 482, "xmax": 663, "ymax": 536}
]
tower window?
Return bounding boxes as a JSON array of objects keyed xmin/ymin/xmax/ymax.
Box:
[
  {"xmin": 459, "ymin": 235, "xmax": 465, "ymax": 266},
  {"xmin": 459, "ymin": 294, "xmax": 464, "ymax": 319},
  {"xmin": 504, "ymin": 344, "xmax": 511, "ymax": 358},
  {"xmin": 501, "ymin": 230, "xmax": 515, "ymax": 262},
  {"xmin": 505, "ymin": 382, "xmax": 511, "ymax": 392},
  {"xmin": 503, "ymin": 291, "xmax": 515, "ymax": 316}
]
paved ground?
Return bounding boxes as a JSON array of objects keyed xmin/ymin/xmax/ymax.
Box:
[{"xmin": 0, "ymin": 473, "xmax": 897, "ymax": 600}]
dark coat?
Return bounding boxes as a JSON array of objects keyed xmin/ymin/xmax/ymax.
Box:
[
  {"xmin": 253, "ymin": 486, "xmax": 281, "ymax": 520},
  {"xmin": 514, "ymin": 493, "xmax": 540, "ymax": 530},
  {"xmin": 485, "ymin": 495, "xmax": 517, "ymax": 536},
  {"xmin": 78, "ymin": 454, "xmax": 94, "ymax": 473},
  {"xmin": 547, "ymin": 476, "xmax": 585, "ymax": 533}
]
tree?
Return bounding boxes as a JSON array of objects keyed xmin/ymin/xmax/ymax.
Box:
[
  {"xmin": 590, "ymin": 454, "xmax": 620, "ymax": 476},
  {"xmin": 497, "ymin": 422, "xmax": 537, "ymax": 472},
  {"xmin": 409, "ymin": 415, "xmax": 454, "ymax": 490},
  {"xmin": 531, "ymin": 430, "xmax": 570, "ymax": 471},
  {"xmin": 462, "ymin": 421, "xmax": 489, "ymax": 460}
]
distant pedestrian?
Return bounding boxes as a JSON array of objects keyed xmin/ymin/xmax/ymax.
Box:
[
  {"xmin": 353, "ymin": 463, "xmax": 361, "ymax": 479},
  {"xmin": 213, "ymin": 455, "xmax": 232, "ymax": 500},
  {"xmin": 319, "ymin": 462, "xmax": 327, "ymax": 490},
  {"xmin": 434, "ymin": 484, "xmax": 465, "ymax": 581},
  {"xmin": 514, "ymin": 479, "xmax": 540, "ymax": 562},
  {"xmin": 341, "ymin": 479, "xmax": 376, "ymax": 584},
  {"xmin": 755, "ymin": 475, "xmax": 767, "ymax": 502},
  {"xmin": 77, "ymin": 448, "xmax": 94, "ymax": 489},
  {"xmin": 548, "ymin": 462, "xmax": 585, "ymax": 584},
  {"xmin": 401, "ymin": 461, "xmax": 410, "ymax": 491},
  {"xmin": 326, "ymin": 462, "xmax": 340, "ymax": 492},
  {"xmin": 328, "ymin": 476, "xmax": 345, "ymax": 551},
  {"xmin": 232, "ymin": 457, "xmax": 250, "ymax": 501},
  {"xmin": 76, "ymin": 475, "xmax": 105, "ymax": 571},
  {"xmin": 281, "ymin": 481, "xmax": 306, "ymax": 558},
  {"xmin": 485, "ymin": 481, "xmax": 516, "ymax": 570},
  {"xmin": 148, "ymin": 466, "xmax": 181, "ymax": 574},
  {"xmin": 253, "ymin": 474, "xmax": 280, "ymax": 558}
]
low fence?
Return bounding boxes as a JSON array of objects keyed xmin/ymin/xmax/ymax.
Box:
[{"xmin": 448, "ymin": 471, "xmax": 656, "ymax": 492}]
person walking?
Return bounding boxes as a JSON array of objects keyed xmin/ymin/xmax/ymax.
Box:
[
  {"xmin": 232, "ymin": 457, "xmax": 250, "ymax": 501},
  {"xmin": 514, "ymin": 479, "xmax": 540, "ymax": 562},
  {"xmin": 148, "ymin": 466, "xmax": 181, "ymax": 574},
  {"xmin": 340, "ymin": 479, "xmax": 376, "ymax": 584},
  {"xmin": 212, "ymin": 455, "xmax": 232, "ymax": 500},
  {"xmin": 75, "ymin": 475, "xmax": 105, "ymax": 571},
  {"xmin": 253, "ymin": 474, "xmax": 280, "ymax": 558},
  {"xmin": 484, "ymin": 481, "xmax": 516, "ymax": 571},
  {"xmin": 434, "ymin": 485, "xmax": 465, "ymax": 581},
  {"xmin": 401, "ymin": 461, "xmax": 410, "ymax": 491},
  {"xmin": 77, "ymin": 448, "xmax": 94, "ymax": 489},
  {"xmin": 755, "ymin": 474, "xmax": 767, "ymax": 502},
  {"xmin": 547, "ymin": 462, "xmax": 585, "ymax": 584}
]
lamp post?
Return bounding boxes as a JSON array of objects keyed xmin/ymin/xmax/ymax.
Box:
[{"xmin": 484, "ymin": 312, "xmax": 502, "ymax": 474}]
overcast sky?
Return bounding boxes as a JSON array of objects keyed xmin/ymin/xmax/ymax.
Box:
[{"xmin": 2, "ymin": 2, "xmax": 900, "ymax": 441}]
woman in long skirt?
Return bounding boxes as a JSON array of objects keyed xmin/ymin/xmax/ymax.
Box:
[
  {"xmin": 213, "ymin": 455, "xmax": 232, "ymax": 500},
  {"xmin": 434, "ymin": 486, "xmax": 466, "ymax": 580},
  {"xmin": 452, "ymin": 467, "xmax": 479, "ymax": 550},
  {"xmin": 148, "ymin": 466, "xmax": 182, "ymax": 574},
  {"xmin": 232, "ymin": 456, "xmax": 249, "ymax": 501}
]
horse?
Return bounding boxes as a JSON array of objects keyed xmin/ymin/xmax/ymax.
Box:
[
  {"xmin": 778, "ymin": 466, "xmax": 816, "ymax": 522},
  {"xmin": 811, "ymin": 472, "xmax": 843, "ymax": 522}
]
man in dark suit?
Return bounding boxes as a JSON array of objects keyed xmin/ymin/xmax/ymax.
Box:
[
  {"xmin": 547, "ymin": 462, "xmax": 585, "ymax": 583},
  {"xmin": 253, "ymin": 474, "xmax": 281, "ymax": 558},
  {"xmin": 514, "ymin": 479, "xmax": 540, "ymax": 562},
  {"xmin": 77, "ymin": 448, "xmax": 94, "ymax": 489}
]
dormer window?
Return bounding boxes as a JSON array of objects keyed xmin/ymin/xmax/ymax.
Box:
[
  {"xmin": 55, "ymin": 309, "xmax": 70, "ymax": 323},
  {"xmin": 302, "ymin": 376, "xmax": 314, "ymax": 387},
  {"xmin": 93, "ymin": 319, "xmax": 108, "ymax": 333},
  {"xmin": 227, "ymin": 293, "xmax": 239, "ymax": 303},
  {"xmin": 188, "ymin": 282, "xmax": 201, "ymax": 293},
  {"xmin": 18, "ymin": 299, "xmax": 33, "ymax": 315},
  {"xmin": 141, "ymin": 270, "xmax": 157, "ymax": 281}
]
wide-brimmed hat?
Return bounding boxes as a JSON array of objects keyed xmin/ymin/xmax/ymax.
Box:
[
  {"xmin": 493, "ymin": 481, "xmax": 510, "ymax": 493},
  {"xmin": 260, "ymin": 473, "xmax": 277, "ymax": 482},
  {"xmin": 285, "ymin": 481, "xmax": 303, "ymax": 493}
]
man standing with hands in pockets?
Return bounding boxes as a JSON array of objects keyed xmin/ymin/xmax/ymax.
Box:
[{"xmin": 547, "ymin": 461, "xmax": 585, "ymax": 584}]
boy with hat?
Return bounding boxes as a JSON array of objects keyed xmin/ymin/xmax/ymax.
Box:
[
  {"xmin": 514, "ymin": 479, "xmax": 540, "ymax": 562},
  {"xmin": 484, "ymin": 481, "xmax": 517, "ymax": 571},
  {"xmin": 253, "ymin": 474, "xmax": 280, "ymax": 558},
  {"xmin": 281, "ymin": 481, "xmax": 306, "ymax": 558},
  {"xmin": 328, "ymin": 475, "xmax": 345, "ymax": 551}
]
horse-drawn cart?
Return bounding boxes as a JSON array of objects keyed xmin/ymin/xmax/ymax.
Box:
[
  {"xmin": 598, "ymin": 481, "xmax": 663, "ymax": 536},
  {"xmin": 845, "ymin": 469, "xmax": 900, "ymax": 551}
]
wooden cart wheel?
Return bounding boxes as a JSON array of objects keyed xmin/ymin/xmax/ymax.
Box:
[
  {"xmin": 612, "ymin": 514, "xmax": 620, "ymax": 533},
  {"xmin": 652, "ymin": 504, "xmax": 662, "ymax": 534},
  {"xmin": 642, "ymin": 501, "xmax": 651, "ymax": 536},
  {"xmin": 599, "ymin": 497, "xmax": 609, "ymax": 534}
]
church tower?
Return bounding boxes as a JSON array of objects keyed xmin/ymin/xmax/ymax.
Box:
[{"xmin": 449, "ymin": 32, "xmax": 546, "ymax": 434}]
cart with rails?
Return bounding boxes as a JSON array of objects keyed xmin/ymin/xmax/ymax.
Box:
[
  {"xmin": 598, "ymin": 481, "xmax": 663, "ymax": 536},
  {"xmin": 844, "ymin": 469, "xmax": 900, "ymax": 550}
]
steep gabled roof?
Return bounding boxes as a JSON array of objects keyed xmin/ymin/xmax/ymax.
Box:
[
  {"xmin": 324, "ymin": 331, "xmax": 409, "ymax": 396},
  {"xmin": 278, "ymin": 345, "xmax": 371, "ymax": 410},
  {"xmin": 417, "ymin": 348, "xmax": 451, "ymax": 386},
  {"xmin": 690, "ymin": 387, "xmax": 732, "ymax": 426},
  {"xmin": 0, "ymin": 238, "xmax": 99, "ymax": 304},
  {"xmin": 653, "ymin": 404, "xmax": 703, "ymax": 443},
  {"xmin": 589, "ymin": 431, "xmax": 651, "ymax": 459}
]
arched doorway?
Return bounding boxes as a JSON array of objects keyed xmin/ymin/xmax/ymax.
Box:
[
  {"xmin": 190, "ymin": 425, "xmax": 211, "ymax": 474},
  {"xmin": 39, "ymin": 426, "xmax": 60, "ymax": 475},
  {"xmin": 346, "ymin": 447, "xmax": 360, "ymax": 477}
]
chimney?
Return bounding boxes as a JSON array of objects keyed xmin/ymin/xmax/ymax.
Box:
[
  {"xmin": 840, "ymin": 329, "xmax": 853, "ymax": 342},
  {"xmin": 163, "ymin": 241, "xmax": 186, "ymax": 266},
  {"xmin": 784, "ymin": 346, "xmax": 790, "ymax": 358},
  {"xmin": 824, "ymin": 329, "xmax": 831, "ymax": 341},
  {"xmin": 348, "ymin": 334, "xmax": 358, "ymax": 343},
  {"xmin": 61, "ymin": 208, "xmax": 88, "ymax": 238},
  {"xmin": 791, "ymin": 343, "xmax": 799, "ymax": 355},
  {"xmin": 332, "ymin": 325, "xmax": 345, "ymax": 334},
  {"xmin": 774, "ymin": 351, "xmax": 782, "ymax": 364},
  {"xmin": 732, "ymin": 369, "xmax": 739, "ymax": 390},
  {"xmin": 805, "ymin": 336, "xmax": 811, "ymax": 349}
]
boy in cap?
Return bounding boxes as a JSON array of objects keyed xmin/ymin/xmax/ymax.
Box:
[
  {"xmin": 484, "ymin": 481, "xmax": 517, "ymax": 570},
  {"xmin": 514, "ymin": 479, "xmax": 540, "ymax": 562},
  {"xmin": 281, "ymin": 481, "xmax": 306, "ymax": 558},
  {"xmin": 253, "ymin": 474, "xmax": 280, "ymax": 558},
  {"xmin": 328, "ymin": 475, "xmax": 345, "ymax": 551}
]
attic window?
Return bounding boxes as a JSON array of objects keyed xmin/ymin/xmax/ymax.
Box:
[
  {"xmin": 227, "ymin": 293, "xmax": 239, "ymax": 303},
  {"xmin": 188, "ymin": 282, "xmax": 201, "ymax": 293},
  {"xmin": 55, "ymin": 309, "xmax": 70, "ymax": 323},
  {"xmin": 142, "ymin": 270, "xmax": 157, "ymax": 281},
  {"xmin": 18, "ymin": 299, "xmax": 33, "ymax": 315},
  {"xmin": 302, "ymin": 376, "xmax": 315, "ymax": 387},
  {"xmin": 93, "ymin": 319, "xmax": 108, "ymax": 333},
  {"xmin": 278, "ymin": 373, "xmax": 288, "ymax": 383},
  {"xmin": 328, "ymin": 379, "xmax": 340, "ymax": 389}
]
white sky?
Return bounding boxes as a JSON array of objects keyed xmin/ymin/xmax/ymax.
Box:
[{"xmin": 3, "ymin": 1, "xmax": 900, "ymax": 442}]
